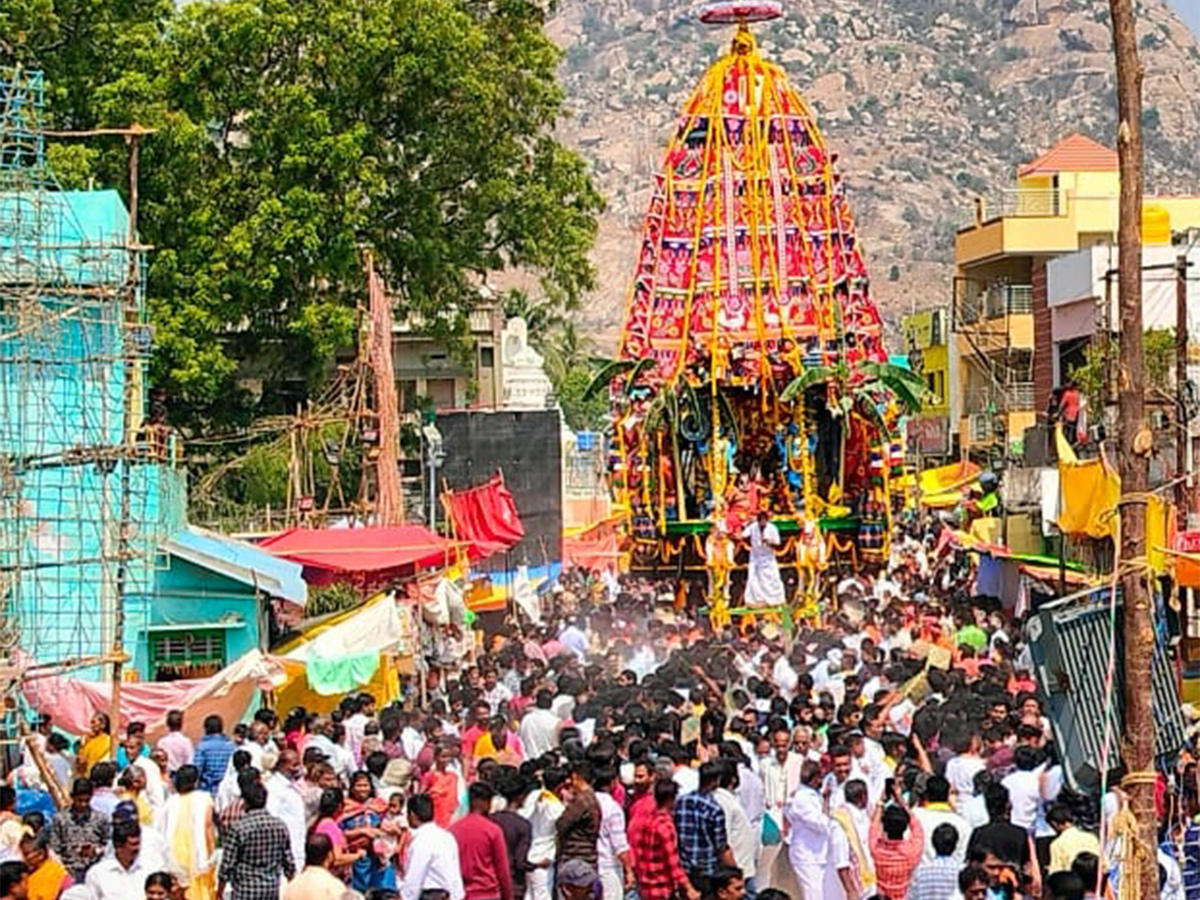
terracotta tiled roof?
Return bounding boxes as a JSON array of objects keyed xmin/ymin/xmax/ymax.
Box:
[{"xmin": 1018, "ymin": 133, "xmax": 1119, "ymax": 176}]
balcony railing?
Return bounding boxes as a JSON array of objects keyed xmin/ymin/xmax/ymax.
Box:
[
  {"xmin": 959, "ymin": 295, "xmax": 982, "ymax": 325},
  {"xmin": 965, "ymin": 382, "xmax": 1035, "ymax": 417},
  {"xmin": 1008, "ymin": 381, "xmax": 1035, "ymax": 410},
  {"xmin": 980, "ymin": 188, "xmax": 1064, "ymax": 221},
  {"xmin": 985, "ymin": 284, "xmax": 1033, "ymax": 317}
]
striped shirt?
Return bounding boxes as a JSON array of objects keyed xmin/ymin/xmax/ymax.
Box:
[{"xmin": 906, "ymin": 856, "xmax": 961, "ymax": 900}]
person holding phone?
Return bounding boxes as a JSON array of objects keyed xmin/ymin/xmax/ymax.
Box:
[
  {"xmin": 49, "ymin": 779, "xmax": 110, "ymax": 883},
  {"xmin": 868, "ymin": 779, "xmax": 924, "ymax": 900}
]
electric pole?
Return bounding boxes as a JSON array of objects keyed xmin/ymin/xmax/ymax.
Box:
[
  {"xmin": 1109, "ymin": 2, "xmax": 1157, "ymax": 898},
  {"xmin": 1179, "ymin": 248, "xmax": 1191, "ymax": 528}
]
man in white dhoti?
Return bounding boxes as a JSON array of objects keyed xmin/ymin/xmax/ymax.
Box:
[
  {"xmin": 784, "ymin": 760, "xmax": 830, "ymax": 900},
  {"xmin": 742, "ymin": 511, "xmax": 785, "ymax": 607}
]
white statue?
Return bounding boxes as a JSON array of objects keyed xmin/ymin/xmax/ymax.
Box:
[{"xmin": 501, "ymin": 317, "xmax": 553, "ymax": 409}]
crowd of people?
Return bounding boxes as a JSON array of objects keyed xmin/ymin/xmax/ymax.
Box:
[{"xmin": 0, "ymin": 520, "xmax": 1194, "ymax": 900}]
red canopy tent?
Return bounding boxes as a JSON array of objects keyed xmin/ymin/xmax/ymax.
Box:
[
  {"xmin": 259, "ymin": 525, "xmax": 459, "ymax": 587},
  {"xmin": 442, "ymin": 473, "xmax": 524, "ymax": 559}
]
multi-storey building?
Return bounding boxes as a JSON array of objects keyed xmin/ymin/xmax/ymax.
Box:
[{"xmin": 954, "ymin": 133, "xmax": 1200, "ymax": 461}]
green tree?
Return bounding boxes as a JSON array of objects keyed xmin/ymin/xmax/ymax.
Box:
[
  {"xmin": 780, "ymin": 359, "xmax": 925, "ymax": 431},
  {"xmin": 7, "ymin": 0, "xmax": 603, "ymax": 431},
  {"xmin": 1070, "ymin": 329, "xmax": 1174, "ymax": 411},
  {"xmin": 503, "ymin": 290, "xmax": 570, "ymax": 344},
  {"xmin": 554, "ymin": 365, "xmax": 609, "ymax": 432},
  {"xmin": 1143, "ymin": 327, "xmax": 1174, "ymax": 395},
  {"xmin": 541, "ymin": 321, "xmax": 592, "ymax": 385}
]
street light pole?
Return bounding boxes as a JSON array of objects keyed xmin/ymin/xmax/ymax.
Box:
[{"xmin": 423, "ymin": 421, "xmax": 444, "ymax": 532}]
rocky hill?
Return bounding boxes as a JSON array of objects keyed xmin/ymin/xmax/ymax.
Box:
[{"xmin": 546, "ymin": 0, "xmax": 1200, "ymax": 346}]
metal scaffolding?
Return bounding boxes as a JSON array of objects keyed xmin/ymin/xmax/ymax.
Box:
[{"xmin": 0, "ymin": 67, "xmax": 184, "ymax": 714}]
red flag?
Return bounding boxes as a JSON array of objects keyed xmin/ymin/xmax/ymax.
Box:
[{"xmin": 444, "ymin": 473, "xmax": 524, "ymax": 559}]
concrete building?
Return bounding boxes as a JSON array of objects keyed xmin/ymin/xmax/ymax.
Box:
[
  {"xmin": 901, "ymin": 307, "xmax": 956, "ymax": 460},
  {"xmin": 953, "ymin": 132, "xmax": 1200, "ymax": 461},
  {"xmin": 392, "ymin": 305, "xmax": 505, "ymax": 411}
]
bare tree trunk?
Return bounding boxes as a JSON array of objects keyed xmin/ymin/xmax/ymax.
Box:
[{"xmin": 1109, "ymin": 2, "xmax": 1157, "ymax": 899}]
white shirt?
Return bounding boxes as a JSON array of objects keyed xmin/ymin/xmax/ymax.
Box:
[
  {"xmin": 850, "ymin": 751, "xmax": 887, "ymax": 807},
  {"xmin": 1161, "ymin": 846, "xmax": 1185, "ymax": 900},
  {"xmin": 526, "ymin": 791, "xmax": 565, "ymax": 862},
  {"xmin": 305, "ymin": 734, "xmax": 338, "ymax": 762},
  {"xmin": 485, "ymin": 682, "xmax": 514, "ymax": 714},
  {"xmin": 239, "ymin": 738, "xmax": 279, "ymax": 774},
  {"xmin": 761, "ymin": 753, "xmax": 803, "ymax": 815},
  {"xmin": 944, "ymin": 755, "xmax": 986, "ymax": 811},
  {"xmin": 963, "ymin": 794, "xmax": 989, "ymax": 832},
  {"xmin": 822, "ymin": 775, "xmax": 849, "ymax": 815},
  {"xmin": 85, "ymin": 855, "xmax": 153, "ymax": 900},
  {"xmin": 822, "ymin": 819, "xmax": 852, "ymax": 900},
  {"xmin": 330, "ymin": 743, "xmax": 356, "ymax": 782},
  {"xmin": 551, "ymin": 694, "xmax": 576, "ymax": 721},
  {"xmin": 673, "ymin": 766, "xmax": 700, "ymax": 796},
  {"xmin": 597, "ymin": 791, "xmax": 630, "ymax": 875},
  {"xmin": 715, "ymin": 787, "xmax": 757, "ymax": 878},
  {"xmin": 736, "ymin": 764, "xmax": 766, "ymax": 834},
  {"xmin": 785, "ymin": 785, "xmax": 831, "ymax": 868},
  {"xmin": 841, "ymin": 804, "xmax": 874, "ymax": 889},
  {"xmin": 401, "ymin": 822, "xmax": 465, "ymax": 900},
  {"xmin": 345, "ymin": 713, "xmax": 370, "ymax": 765},
  {"xmin": 772, "ymin": 657, "xmax": 799, "ymax": 698},
  {"xmin": 519, "ymin": 708, "xmax": 561, "ymax": 760},
  {"xmin": 1037, "ymin": 765, "xmax": 1064, "ymax": 837},
  {"xmin": 265, "ymin": 771, "xmax": 307, "ymax": 873},
  {"xmin": 743, "ymin": 521, "xmax": 781, "ymax": 560},
  {"xmin": 128, "ymin": 827, "xmax": 169, "ymax": 873},
  {"xmin": 401, "ymin": 727, "xmax": 426, "ymax": 761},
  {"xmin": 914, "ymin": 805, "xmax": 970, "ymax": 863},
  {"xmin": 1002, "ymin": 769, "xmax": 1041, "ymax": 832},
  {"xmin": 215, "ymin": 765, "xmax": 244, "ymax": 814}
]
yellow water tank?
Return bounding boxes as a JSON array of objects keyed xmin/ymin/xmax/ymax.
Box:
[{"xmin": 1143, "ymin": 204, "xmax": 1171, "ymax": 245}]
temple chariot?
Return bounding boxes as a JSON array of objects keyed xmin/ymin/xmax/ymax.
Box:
[{"xmin": 604, "ymin": 1, "xmax": 918, "ymax": 619}]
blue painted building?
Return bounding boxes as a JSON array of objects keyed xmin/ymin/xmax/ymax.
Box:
[
  {"xmin": 0, "ymin": 69, "xmax": 304, "ymax": 686},
  {"xmin": 127, "ymin": 527, "xmax": 307, "ymax": 680}
]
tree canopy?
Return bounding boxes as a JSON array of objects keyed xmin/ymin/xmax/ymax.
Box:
[{"xmin": 4, "ymin": 0, "xmax": 603, "ymax": 430}]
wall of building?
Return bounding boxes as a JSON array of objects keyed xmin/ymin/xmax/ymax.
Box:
[
  {"xmin": 437, "ymin": 408, "xmax": 564, "ymax": 567},
  {"xmin": 1032, "ymin": 260, "xmax": 1053, "ymax": 413},
  {"xmin": 1048, "ymin": 243, "xmax": 1200, "ymax": 337},
  {"xmin": 125, "ymin": 557, "xmax": 262, "ymax": 680}
]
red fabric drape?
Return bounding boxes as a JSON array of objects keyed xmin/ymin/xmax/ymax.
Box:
[
  {"xmin": 444, "ymin": 473, "xmax": 524, "ymax": 559},
  {"xmin": 564, "ymin": 520, "xmax": 621, "ymax": 571}
]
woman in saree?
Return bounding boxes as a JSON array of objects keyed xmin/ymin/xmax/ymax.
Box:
[
  {"xmin": 339, "ymin": 771, "xmax": 395, "ymax": 892},
  {"xmin": 21, "ymin": 831, "xmax": 73, "ymax": 900},
  {"xmin": 159, "ymin": 765, "xmax": 215, "ymax": 900},
  {"xmin": 76, "ymin": 713, "xmax": 114, "ymax": 775}
]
